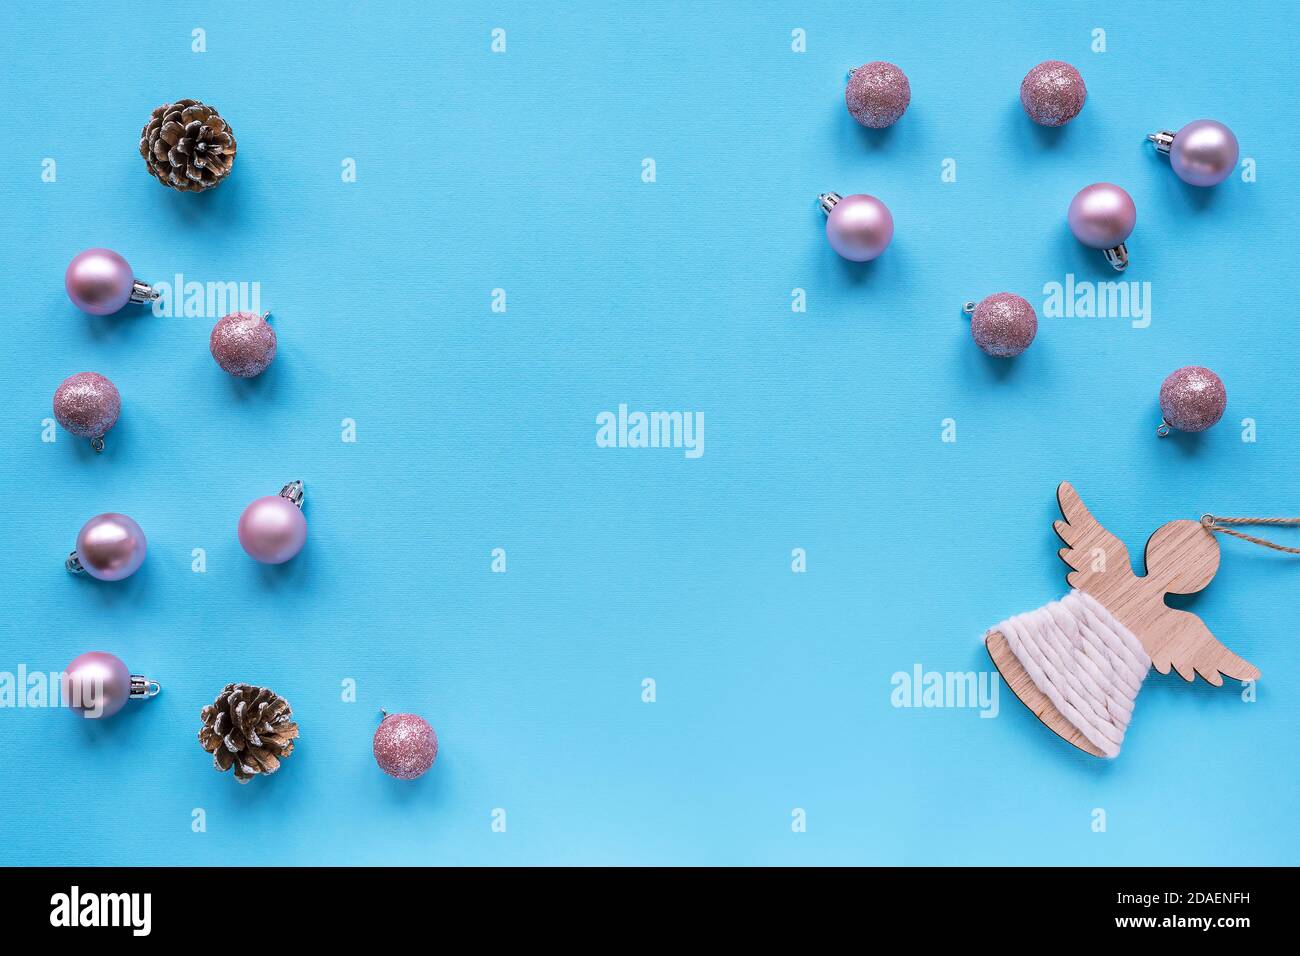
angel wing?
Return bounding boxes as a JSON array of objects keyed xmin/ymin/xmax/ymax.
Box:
[
  {"xmin": 1148, "ymin": 608, "xmax": 1261, "ymax": 686},
  {"xmin": 1053, "ymin": 482, "xmax": 1137, "ymax": 600}
]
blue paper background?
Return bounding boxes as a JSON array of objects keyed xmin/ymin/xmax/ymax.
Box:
[{"xmin": 1, "ymin": 1, "xmax": 1297, "ymax": 866}]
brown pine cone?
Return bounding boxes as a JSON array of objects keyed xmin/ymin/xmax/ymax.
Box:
[
  {"xmin": 198, "ymin": 683, "xmax": 298, "ymax": 783},
  {"xmin": 140, "ymin": 99, "xmax": 236, "ymax": 192}
]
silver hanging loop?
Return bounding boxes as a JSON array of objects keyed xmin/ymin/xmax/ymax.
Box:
[
  {"xmin": 130, "ymin": 675, "xmax": 162, "ymax": 699},
  {"xmin": 129, "ymin": 279, "xmax": 160, "ymax": 305},
  {"xmin": 818, "ymin": 191, "xmax": 842, "ymax": 215},
  {"xmin": 279, "ymin": 479, "xmax": 305, "ymax": 508},
  {"xmin": 1104, "ymin": 243, "xmax": 1129, "ymax": 272},
  {"xmin": 1147, "ymin": 130, "xmax": 1175, "ymax": 154}
]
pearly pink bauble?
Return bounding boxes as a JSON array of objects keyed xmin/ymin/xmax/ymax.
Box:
[
  {"xmin": 1170, "ymin": 120, "xmax": 1239, "ymax": 187},
  {"xmin": 65, "ymin": 248, "xmax": 137, "ymax": 315},
  {"xmin": 825, "ymin": 194, "xmax": 894, "ymax": 262},
  {"xmin": 62, "ymin": 651, "xmax": 131, "ymax": 718},
  {"xmin": 1068, "ymin": 183, "xmax": 1136, "ymax": 248},
  {"xmin": 75, "ymin": 513, "xmax": 147, "ymax": 581},
  {"xmin": 238, "ymin": 495, "xmax": 307, "ymax": 564}
]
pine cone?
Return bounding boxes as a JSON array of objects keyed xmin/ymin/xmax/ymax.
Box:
[
  {"xmin": 198, "ymin": 683, "xmax": 298, "ymax": 783},
  {"xmin": 140, "ymin": 100, "xmax": 236, "ymax": 192}
]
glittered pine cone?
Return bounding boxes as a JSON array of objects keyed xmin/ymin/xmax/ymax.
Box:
[
  {"xmin": 140, "ymin": 99, "xmax": 236, "ymax": 192},
  {"xmin": 198, "ymin": 683, "xmax": 298, "ymax": 783}
]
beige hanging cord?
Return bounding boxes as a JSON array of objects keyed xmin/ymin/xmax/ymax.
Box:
[{"xmin": 1200, "ymin": 514, "xmax": 1300, "ymax": 555}]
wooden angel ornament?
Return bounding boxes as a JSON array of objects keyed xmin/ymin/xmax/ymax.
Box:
[{"xmin": 985, "ymin": 482, "xmax": 1262, "ymax": 758}]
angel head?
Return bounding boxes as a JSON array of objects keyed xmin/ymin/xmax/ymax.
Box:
[{"xmin": 1144, "ymin": 519, "xmax": 1220, "ymax": 594}]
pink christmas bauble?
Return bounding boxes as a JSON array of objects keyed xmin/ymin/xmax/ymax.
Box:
[
  {"xmin": 62, "ymin": 651, "xmax": 131, "ymax": 718},
  {"xmin": 238, "ymin": 494, "xmax": 307, "ymax": 564},
  {"xmin": 1068, "ymin": 183, "xmax": 1136, "ymax": 249},
  {"xmin": 74, "ymin": 513, "xmax": 147, "ymax": 581},
  {"xmin": 53, "ymin": 372, "xmax": 120, "ymax": 440},
  {"xmin": 845, "ymin": 61, "xmax": 910, "ymax": 129},
  {"xmin": 373, "ymin": 712, "xmax": 438, "ymax": 779},
  {"xmin": 210, "ymin": 311, "xmax": 277, "ymax": 378},
  {"xmin": 825, "ymin": 194, "xmax": 893, "ymax": 262},
  {"xmin": 1020, "ymin": 60, "xmax": 1086, "ymax": 127},
  {"xmin": 970, "ymin": 293, "xmax": 1037, "ymax": 358},
  {"xmin": 1159, "ymin": 366, "xmax": 1226, "ymax": 433},
  {"xmin": 65, "ymin": 248, "xmax": 137, "ymax": 315},
  {"xmin": 1170, "ymin": 119, "xmax": 1239, "ymax": 187}
]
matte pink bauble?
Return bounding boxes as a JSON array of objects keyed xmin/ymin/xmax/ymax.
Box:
[
  {"xmin": 63, "ymin": 651, "xmax": 131, "ymax": 718},
  {"xmin": 1170, "ymin": 120, "xmax": 1239, "ymax": 187},
  {"xmin": 65, "ymin": 248, "xmax": 157, "ymax": 315},
  {"xmin": 820, "ymin": 192, "xmax": 894, "ymax": 262},
  {"xmin": 71, "ymin": 513, "xmax": 147, "ymax": 581},
  {"xmin": 1068, "ymin": 182, "xmax": 1136, "ymax": 271},
  {"xmin": 1068, "ymin": 183, "xmax": 1136, "ymax": 248},
  {"xmin": 62, "ymin": 651, "xmax": 159, "ymax": 718},
  {"xmin": 238, "ymin": 481, "xmax": 307, "ymax": 564},
  {"xmin": 1148, "ymin": 119, "xmax": 1241, "ymax": 188}
]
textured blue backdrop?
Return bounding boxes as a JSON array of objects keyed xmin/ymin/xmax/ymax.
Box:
[{"xmin": 1, "ymin": 1, "xmax": 1297, "ymax": 865}]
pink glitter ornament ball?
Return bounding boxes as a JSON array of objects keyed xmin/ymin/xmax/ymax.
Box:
[
  {"xmin": 845, "ymin": 61, "xmax": 911, "ymax": 129},
  {"xmin": 53, "ymin": 372, "xmax": 121, "ymax": 451},
  {"xmin": 1158, "ymin": 366, "xmax": 1226, "ymax": 436},
  {"xmin": 967, "ymin": 293, "xmax": 1038, "ymax": 358},
  {"xmin": 210, "ymin": 311, "xmax": 277, "ymax": 378},
  {"xmin": 373, "ymin": 711, "xmax": 438, "ymax": 780},
  {"xmin": 1020, "ymin": 60, "xmax": 1087, "ymax": 127}
]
